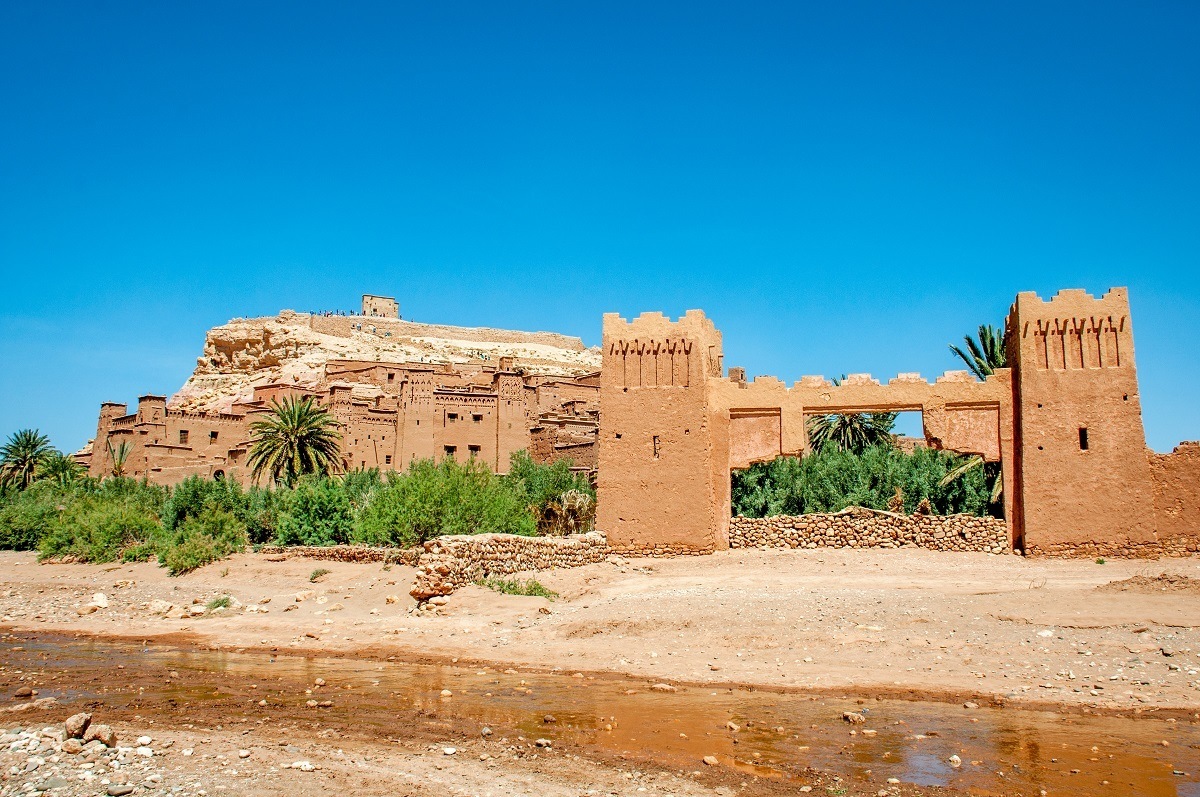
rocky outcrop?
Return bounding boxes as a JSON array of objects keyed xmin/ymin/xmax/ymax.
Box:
[{"xmin": 171, "ymin": 310, "xmax": 601, "ymax": 413}]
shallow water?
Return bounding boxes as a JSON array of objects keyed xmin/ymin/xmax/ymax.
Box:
[{"xmin": 4, "ymin": 635, "xmax": 1199, "ymax": 796}]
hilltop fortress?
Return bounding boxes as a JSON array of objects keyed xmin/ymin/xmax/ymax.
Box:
[
  {"xmin": 79, "ymin": 295, "xmax": 600, "ymax": 482},
  {"xmin": 79, "ymin": 288, "xmax": 1200, "ymax": 558}
]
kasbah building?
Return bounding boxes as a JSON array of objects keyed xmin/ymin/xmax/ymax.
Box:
[{"xmin": 80, "ymin": 288, "xmax": 1200, "ymax": 560}]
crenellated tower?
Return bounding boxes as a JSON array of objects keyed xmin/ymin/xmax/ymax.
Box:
[
  {"xmin": 1007, "ymin": 288, "xmax": 1157, "ymax": 552},
  {"xmin": 598, "ymin": 310, "xmax": 725, "ymax": 554}
]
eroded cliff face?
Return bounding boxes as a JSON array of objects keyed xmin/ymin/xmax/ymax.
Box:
[{"xmin": 170, "ymin": 310, "xmax": 600, "ymax": 413}]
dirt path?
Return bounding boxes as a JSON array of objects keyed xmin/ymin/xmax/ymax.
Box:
[{"xmin": 2, "ymin": 548, "xmax": 1199, "ymax": 713}]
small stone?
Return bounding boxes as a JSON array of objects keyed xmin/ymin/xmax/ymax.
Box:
[
  {"xmin": 136, "ymin": 745, "xmax": 153, "ymax": 757},
  {"xmin": 136, "ymin": 735, "xmax": 152, "ymax": 746},
  {"xmin": 443, "ymin": 747, "xmax": 457, "ymax": 755},
  {"xmin": 238, "ymin": 749, "xmax": 250, "ymax": 758},
  {"xmin": 703, "ymin": 755, "xmax": 720, "ymax": 766},
  {"xmin": 82, "ymin": 724, "xmax": 117, "ymax": 747},
  {"xmin": 64, "ymin": 712, "xmax": 91, "ymax": 739},
  {"xmin": 440, "ymin": 689, "xmax": 453, "ymax": 697},
  {"xmin": 62, "ymin": 738, "xmax": 83, "ymax": 754},
  {"xmin": 534, "ymin": 738, "xmax": 551, "ymax": 747},
  {"xmin": 385, "ymin": 595, "xmax": 399, "ymax": 604},
  {"xmin": 842, "ymin": 712, "xmax": 865, "ymax": 725},
  {"xmin": 147, "ymin": 599, "xmax": 174, "ymax": 615},
  {"xmin": 650, "ymin": 683, "xmax": 677, "ymax": 693},
  {"xmin": 480, "ymin": 727, "xmax": 493, "ymax": 737},
  {"xmin": 949, "ymin": 754, "xmax": 962, "ymax": 767},
  {"xmin": 314, "ymin": 678, "xmax": 326, "ymax": 687},
  {"xmin": 13, "ymin": 686, "xmax": 33, "ymax": 698},
  {"xmin": 107, "ymin": 786, "xmax": 134, "ymax": 796},
  {"xmin": 726, "ymin": 721, "xmax": 741, "ymax": 732},
  {"xmin": 964, "ymin": 702, "xmax": 979, "ymax": 709},
  {"xmin": 90, "ymin": 593, "xmax": 109, "ymax": 609}
]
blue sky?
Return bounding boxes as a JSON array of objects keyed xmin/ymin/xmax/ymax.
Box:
[{"xmin": 1, "ymin": 1, "xmax": 1197, "ymax": 452}]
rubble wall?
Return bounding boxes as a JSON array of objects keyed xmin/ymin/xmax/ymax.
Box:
[
  {"xmin": 410, "ymin": 532, "xmax": 610, "ymax": 598},
  {"xmin": 727, "ymin": 509, "xmax": 1011, "ymax": 554}
]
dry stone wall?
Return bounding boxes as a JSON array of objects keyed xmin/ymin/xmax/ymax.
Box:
[
  {"xmin": 728, "ymin": 508, "xmax": 1011, "ymax": 554},
  {"xmin": 410, "ymin": 532, "xmax": 609, "ymax": 599}
]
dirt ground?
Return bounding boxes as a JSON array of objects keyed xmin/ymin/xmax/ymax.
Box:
[
  {"xmin": 2, "ymin": 548, "xmax": 1198, "ymax": 713},
  {"xmin": 3, "ymin": 548, "xmax": 1200, "ymax": 796}
]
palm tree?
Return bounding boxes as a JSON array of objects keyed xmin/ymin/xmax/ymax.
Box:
[
  {"xmin": 943, "ymin": 322, "xmax": 1009, "ymax": 507},
  {"xmin": 0, "ymin": 429, "xmax": 54, "ymax": 490},
  {"xmin": 806, "ymin": 411, "xmax": 898, "ymax": 453},
  {"xmin": 949, "ymin": 324, "xmax": 1007, "ymax": 380},
  {"xmin": 106, "ymin": 439, "xmax": 133, "ymax": 479},
  {"xmin": 247, "ymin": 396, "xmax": 342, "ymax": 487},
  {"xmin": 37, "ymin": 452, "xmax": 84, "ymax": 487}
]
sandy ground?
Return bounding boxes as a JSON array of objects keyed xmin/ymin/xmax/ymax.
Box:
[{"xmin": 2, "ymin": 548, "xmax": 1199, "ymax": 713}]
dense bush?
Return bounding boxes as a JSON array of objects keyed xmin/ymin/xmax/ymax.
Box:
[
  {"xmin": 354, "ymin": 457, "xmax": 535, "ymax": 547},
  {"xmin": 732, "ymin": 445, "xmax": 994, "ymax": 518},
  {"xmin": 276, "ymin": 476, "xmax": 354, "ymax": 546},
  {"xmin": 0, "ymin": 481, "xmax": 65, "ymax": 550},
  {"xmin": 505, "ymin": 451, "xmax": 595, "ymax": 534},
  {"xmin": 36, "ymin": 478, "xmax": 167, "ymax": 563},
  {"xmin": 158, "ymin": 507, "xmax": 249, "ymax": 576}
]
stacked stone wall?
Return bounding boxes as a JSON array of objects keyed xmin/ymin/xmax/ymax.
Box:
[
  {"xmin": 411, "ymin": 532, "xmax": 609, "ymax": 598},
  {"xmin": 728, "ymin": 508, "xmax": 1011, "ymax": 554}
]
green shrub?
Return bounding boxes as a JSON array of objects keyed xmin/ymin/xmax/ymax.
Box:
[
  {"xmin": 505, "ymin": 451, "xmax": 595, "ymax": 534},
  {"xmin": 244, "ymin": 486, "xmax": 287, "ymax": 544},
  {"xmin": 309, "ymin": 567, "xmax": 330, "ymax": 583},
  {"xmin": 354, "ymin": 457, "xmax": 535, "ymax": 547},
  {"xmin": 478, "ymin": 577, "xmax": 557, "ymax": 599},
  {"xmin": 37, "ymin": 479, "xmax": 164, "ymax": 563},
  {"xmin": 731, "ymin": 445, "xmax": 993, "ymax": 518},
  {"xmin": 277, "ymin": 477, "xmax": 353, "ymax": 546},
  {"xmin": 206, "ymin": 595, "xmax": 232, "ymax": 611},
  {"xmin": 158, "ymin": 507, "xmax": 249, "ymax": 576},
  {"xmin": 0, "ymin": 481, "xmax": 65, "ymax": 550}
]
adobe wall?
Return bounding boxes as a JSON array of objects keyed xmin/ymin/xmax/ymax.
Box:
[{"xmin": 361, "ymin": 294, "xmax": 399, "ymax": 318}]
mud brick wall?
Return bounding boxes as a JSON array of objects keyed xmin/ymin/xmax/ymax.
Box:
[
  {"xmin": 728, "ymin": 508, "xmax": 1011, "ymax": 554},
  {"xmin": 410, "ymin": 531, "xmax": 609, "ymax": 598},
  {"xmin": 1025, "ymin": 537, "xmax": 1200, "ymax": 559},
  {"xmin": 259, "ymin": 545, "xmax": 421, "ymax": 566}
]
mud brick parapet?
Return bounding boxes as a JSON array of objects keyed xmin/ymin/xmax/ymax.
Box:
[
  {"xmin": 410, "ymin": 531, "xmax": 609, "ymax": 599},
  {"xmin": 728, "ymin": 508, "xmax": 1011, "ymax": 554}
]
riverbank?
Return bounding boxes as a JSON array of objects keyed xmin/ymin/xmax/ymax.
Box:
[{"xmin": 1, "ymin": 548, "xmax": 1199, "ymax": 715}]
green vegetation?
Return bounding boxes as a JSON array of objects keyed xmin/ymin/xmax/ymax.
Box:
[
  {"xmin": 950, "ymin": 323, "xmax": 1008, "ymax": 380},
  {"xmin": 478, "ymin": 577, "xmax": 558, "ymax": 599},
  {"xmin": 0, "ymin": 426, "xmax": 595, "ymax": 575},
  {"xmin": 732, "ymin": 445, "xmax": 994, "ymax": 518},
  {"xmin": 309, "ymin": 567, "xmax": 331, "ymax": 583},
  {"xmin": 0, "ymin": 429, "xmax": 54, "ymax": 491},
  {"xmin": 353, "ymin": 457, "xmax": 535, "ymax": 547},
  {"xmin": 206, "ymin": 595, "xmax": 232, "ymax": 611},
  {"xmin": 247, "ymin": 396, "xmax": 342, "ymax": 487},
  {"xmin": 804, "ymin": 377, "xmax": 897, "ymax": 455}
]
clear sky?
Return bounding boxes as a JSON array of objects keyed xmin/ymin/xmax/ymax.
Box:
[{"xmin": 1, "ymin": 1, "xmax": 1197, "ymax": 452}]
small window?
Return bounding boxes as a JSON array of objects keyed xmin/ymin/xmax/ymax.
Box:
[
  {"xmin": 444, "ymin": 445, "xmax": 457, "ymax": 456},
  {"xmin": 210, "ymin": 431, "xmax": 218, "ymax": 442},
  {"xmin": 1079, "ymin": 427, "xmax": 1089, "ymax": 451},
  {"xmin": 653, "ymin": 435, "xmax": 661, "ymax": 459},
  {"xmin": 387, "ymin": 373, "xmax": 395, "ymax": 382},
  {"xmin": 179, "ymin": 430, "xmax": 189, "ymax": 445},
  {"xmin": 472, "ymin": 413, "xmax": 483, "ymax": 423},
  {"xmin": 447, "ymin": 413, "xmax": 458, "ymax": 421},
  {"xmin": 385, "ymin": 455, "xmax": 393, "ymax": 465},
  {"xmin": 468, "ymin": 444, "xmax": 481, "ymax": 455}
]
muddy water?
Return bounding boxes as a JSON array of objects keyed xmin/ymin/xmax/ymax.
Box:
[{"xmin": 5, "ymin": 636, "xmax": 1200, "ymax": 796}]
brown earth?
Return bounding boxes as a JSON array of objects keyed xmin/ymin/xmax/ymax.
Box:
[{"xmin": 2, "ymin": 548, "xmax": 1199, "ymax": 796}]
